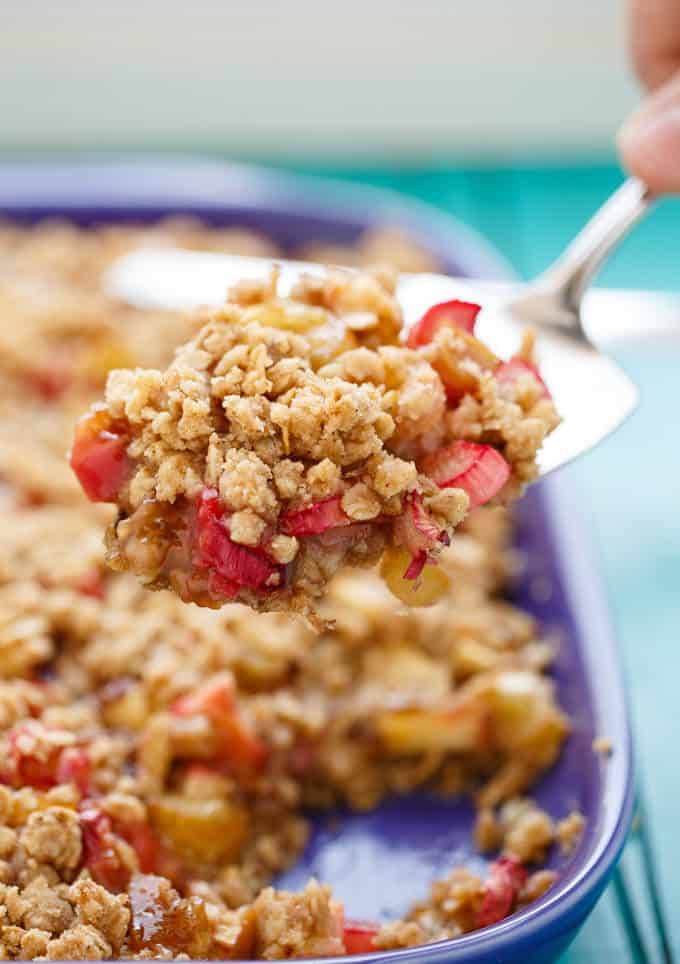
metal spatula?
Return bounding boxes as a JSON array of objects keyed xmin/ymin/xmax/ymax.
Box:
[{"xmin": 106, "ymin": 177, "xmax": 675, "ymax": 476}]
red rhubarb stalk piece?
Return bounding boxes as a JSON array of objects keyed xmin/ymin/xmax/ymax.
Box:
[
  {"xmin": 280, "ymin": 496, "xmax": 351, "ymax": 536},
  {"xmin": 404, "ymin": 552, "xmax": 428, "ymax": 580},
  {"xmin": 172, "ymin": 674, "xmax": 268, "ymax": 780},
  {"xmin": 343, "ymin": 920, "xmax": 380, "ymax": 955},
  {"xmin": 477, "ymin": 856, "xmax": 528, "ymax": 928},
  {"xmin": 70, "ymin": 407, "xmax": 132, "ymax": 503},
  {"xmin": 496, "ymin": 356, "xmax": 551, "ymax": 399},
  {"xmin": 114, "ymin": 818, "xmax": 161, "ymax": 875},
  {"xmin": 421, "ymin": 441, "xmax": 510, "ymax": 510},
  {"xmin": 80, "ymin": 804, "xmax": 131, "ymax": 893},
  {"xmin": 406, "ymin": 299, "xmax": 481, "ymax": 349},
  {"xmin": 56, "ymin": 747, "xmax": 92, "ymax": 796},
  {"xmin": 3, "ymin": 723, "xmax": 91, "ymax": 794},
  {"xmin": 111, "ymin": 812, "xmax": 186, "ymax": 886},
  {"xmin": 5, "ymin": 724, "xmax": 60, "ymax": 789},
  {"xmin": 195, "ymin": 489, "xmax": 280, "ymax": 591},
  {"xmin": 394, "ymin": 493, "xmax": 447, "ymax": 579},
  {"xmin": 74, "ymin": 570, "xmax": 106, "ymax": 599}
]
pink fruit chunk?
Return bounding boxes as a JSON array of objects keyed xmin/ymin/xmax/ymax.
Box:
[
  {"xmin": 171, "ymin": 672, "xmax": 237, "ymax": 720},
  {"xmin": 3, "ymin": 724, "xmax": 60, "ymax": 789},
  {"xmin": 2, "ymin": 723, "xmax": 91, "ymax": 795},
  {"xmin": 56, "ymin": 747, "xmax": 92, "ymax": 796},
  {"xmin": 343, "ymin": 919, "xmax": 380, "ymax": 954},
  {"xmin": 195, "ymin": 489, "xmax": 280, "ymax": 591},
  {"xmin": 404, "ymin": 551, "xmax": 428, "ymax": 580},
  {"xmin": 80, "ymin": 804, "xmax": 131, "ymax": 893},
  {"xmin": 74, "ymin": 570, "xmax": 106, "ymax": 599},
  {"xmin": 280, "ymin": 496, "xmax": 351, "ymax": 536},
  {"xmin": 70, "ymin": 408, "xmax": 132, "ymax": 503},
  {"xmin": 476, "ymin": 856, "xmax": 528, "ymax": 928},
  {"xmin": 406, "ymin": 299, "xmax": 481, "ymax": 348},
  {"xmin": 421, "ymin": 441, "xmax": 510, "ymax": 510},
  {"xmin": 393, "ymin": 494, "xmax": 447, "ymax": 579},
  {"xmin": 114, "ymin": 817, "xmax": 161, "ymax": 875},
  {"xmin": 172, "ymin": 674, "xmax": 268, "ymax": 781},
  {"xmin": 496, "ymin": 356, "xmax": 551, "ymax": 399}
]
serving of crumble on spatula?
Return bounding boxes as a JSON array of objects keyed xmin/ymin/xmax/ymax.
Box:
[{"xmin": 71, "ymin": 267, "xmax": 558, "ymax": 616}]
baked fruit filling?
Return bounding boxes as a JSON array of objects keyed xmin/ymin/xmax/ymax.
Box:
[{"xmin": 70, "ymin": 271, "xmax": 559, "ymax": 616}]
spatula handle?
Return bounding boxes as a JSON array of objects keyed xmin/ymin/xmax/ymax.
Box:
[{"xmin": 539, "ymin": 178, "xmax": 655, "ymax": 320}]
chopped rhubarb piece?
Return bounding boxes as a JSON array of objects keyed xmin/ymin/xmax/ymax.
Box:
[
  {"xmin": 5, "ymin": 724, "xmax": 61, "ymax": 789},
  {"xmin": 73, "ymin": 570, "xmax": 106, "ymax": 599},
  {"xmin": 421, "ymin": 441, "xmax": 510, "ymax": 510},
  {"xmin": 496, "ymin": 356, "xmax": 551, "ymax": 399},
  {"xmin": 406, "ymin": 300, "xmax": 481, "ymax": 348},
  {"xmin": 195, "ymin": 489, "xmax": 281, "ymax": 591},
  {"xmin": 114, "ymin": 817, "xmax": 161, "ymax": 875},
  {"xmin": 70, "ymin": 405, "xmax": 132, "ymax": 503},
  {"xmin": 4, "ymin": 724, "xmax": 91, "ymax": 793},
  {"xmin": 30, "ymin": 364, "xmax": 73, "ymax": 402},
  {"xmin": 115, "ymin": 815, "xmax": 187, "ymax": 887},
  {"xmin": 393, "ymin": 493, "xmax": 448, "ymax": 578},
  {"xmin": 280, "ymin": 496, "xmax": 351, "ymax": 536},
  {"xmin": 172, "ymin": 673, "xmax": 268, "ymax": 781},
  {"xmin": 56, "ymin": 747, "xmax": 92, "ymax": 796},
  {"xmin": 206, "ymin": 570, "xmax": 241, "ymax": 601},
  {"xmin": 80, "ymin": 804, "xmax": 131, "ymax": 892},
  {"xmin": 477, "ymin": 856, "xmax": 528, "ymax": 928},
  {"xmin": 404, "ymin": 551, "xmax": 427, "ymax": 581},
  {"xmin": 112, "ymin": 812, "xmax": 186, "ymax": 888},
  {"xmin": 171, "ymin": 671, "xmax": 237, "ymax": 720},
  {"xmin": 343, "ymin": 920, "xmax": 380, "ymax": 955}
]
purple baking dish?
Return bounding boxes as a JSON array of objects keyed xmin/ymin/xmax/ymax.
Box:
[{"xmin": 0, "ymin": 158, "xmax": 634, "ymax": 964}]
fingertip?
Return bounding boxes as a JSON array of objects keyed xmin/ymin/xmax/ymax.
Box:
[{"xmin": 618, "ymin": 101, "xmax": 680, "ymax": 194}]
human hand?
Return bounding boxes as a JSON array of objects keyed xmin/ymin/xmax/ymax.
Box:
[{"xmin": 619, "ymin": 0, "xmax": 680, "ymax": 192}]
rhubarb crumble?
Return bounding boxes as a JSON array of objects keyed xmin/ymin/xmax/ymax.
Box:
[
  {"xmin": 70, "ymin": 269, "xmax": 559, "ymax": 616},
  {"xmin": 0, "ymin": 218, "xmax": 579, "ymax": 960}
]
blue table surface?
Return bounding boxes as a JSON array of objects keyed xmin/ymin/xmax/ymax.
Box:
[{"xmin": 283, "ymin": 160, "xmax": 678, "ymax": 961}]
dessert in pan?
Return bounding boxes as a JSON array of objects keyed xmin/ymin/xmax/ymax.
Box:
[{"xmin": 0, "ymin": 219, "xmax": 580, "ymax": 961}]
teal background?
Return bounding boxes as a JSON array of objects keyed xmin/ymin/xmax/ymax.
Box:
[{"xmin": 285, "ymin": 161, "xmax": 678, "ymax": 961}]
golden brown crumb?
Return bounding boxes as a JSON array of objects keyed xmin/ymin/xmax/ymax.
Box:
[
  {"xmin": 253, "ymin": 881, "xmax": 344, "ymax": 959},
  {"xmin": 19, "ymin": 808, "xmax": 82, "ymax": 874},
  {"xmin": 556, "ymin": 811, "xmax": 586, "ymax": 855},
  {"xmin": 500, "ymin": 798, "xmax": 556, "ymax": 864},
  {"xmin": 518, "ymin": 869, "xmax": 558, "ymax": 906},
  {"xmin": 593, "ymin": 736, "xmax": 613, "ymax": 756}
]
